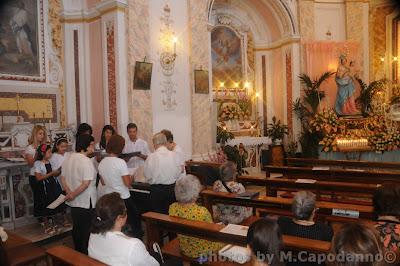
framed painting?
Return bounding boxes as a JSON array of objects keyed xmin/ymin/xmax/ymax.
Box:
[
  {"xmin": 0, "ymin": 0, "xmax": 46, "ymax": 82},
  {"xmin": 133, "ymin": 61, "xmax": 153, "ymax": 90},
  {"xmin": 211, "ymin": 26, "xmax": 243, "ymax": 89},
  {"xmin": 194, "ymin": 69, "xmax": 209, "ymax": 94}
]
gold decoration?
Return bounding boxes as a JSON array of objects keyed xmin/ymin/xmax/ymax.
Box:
[{"xmin": 48, "ymin": 0, "xmax": 66, "ymax": 127}]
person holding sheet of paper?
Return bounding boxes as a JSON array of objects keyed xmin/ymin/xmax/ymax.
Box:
[
  {"xmin": 123, "ymin": 123, "xmax": 150, "ymax": 169},
  {"xmin": 61, "ymin": 134, "xmax": 97, "ymax": 254},
  {"xmin": 34, "ymin": 144, "xmax": 65, "ymax": 235}
]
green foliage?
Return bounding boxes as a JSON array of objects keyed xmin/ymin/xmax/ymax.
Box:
[
  {"xmin": 267, "ymin": 116, "xmax": 288, "ymax": 143},
  {"xmin": 293, "ymin": 71, "xmax": 334, "ymax": 158},
  {"xmin": 299, "ymin": 71, "xmax": 333, "ymax": 114},
  {"xmin": 216, "ymin": 126, "xmax": 234, "ymax": 144}
]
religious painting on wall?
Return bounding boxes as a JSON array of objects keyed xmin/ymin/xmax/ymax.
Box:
[
  {"xmin": 0, "ymin": 0, "xmax": 45, "ymax": 81},
  {"xmin": 133, "ymin": 61, "xmax": 153, "ymax": 90},
  {"xmin": 194, "ymin": 70, "xmax": 209, "ymax": 94},
  {"xmin": 211, "ymin": 26, "xmax": 243, "ymax": 89}
]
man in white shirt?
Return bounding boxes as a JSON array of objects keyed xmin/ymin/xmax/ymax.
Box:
[
  {"xmin": 161, "ymin": 129, "xmax": 185, "ymax": 169},
  {"xmin": 61, "ymin": 134, "xmax": 97, "ymax": 254},
  {"xmin": 144, "ymin": 133, "xmax": 181, "ymax": 214},
  {"xmin": 123, "ymin": 123, "xmax": 151, "ymax": 169}
]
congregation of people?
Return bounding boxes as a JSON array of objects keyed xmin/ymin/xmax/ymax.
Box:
[{"xmin": 22, "ymin": 122, "xmax": 400, "ymax": 266}]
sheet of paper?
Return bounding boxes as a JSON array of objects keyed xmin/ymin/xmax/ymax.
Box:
[
  {"xmin": 220, "ymin": 224, "xmax": 249, "ymax": 236},
  {"xmin": 47, "ymin": 194, "xmax": 66, "ymax": 209},
  {"xmin": 347, "ymin": 168, "xmax": 365, "ymax": 172},
  {"xmin": 312, "ymin": 166, "xmax": 330, "ymax": 171},
  {"xmin": 218, "ymin": 244, "xmax": 251, "ymax": 264},
  {"xmin": 295, "ymin": 179, "xmax": 317, "ymax": 184}
]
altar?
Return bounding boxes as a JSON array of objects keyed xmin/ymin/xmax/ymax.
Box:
[
  {"xmin": 319, "ymin": 148, "xmax": 400, "ymax": 162},
  {"xmin": 226, "ymin": 136, "xmax": 271, "ymax": 171},
  {"xmin": 0, "ymin": 161, "xmax": 33, "ymax": 229}
]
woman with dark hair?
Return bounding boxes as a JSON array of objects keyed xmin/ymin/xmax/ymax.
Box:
[
  {"xmin": 76, "ymin": 123, "xmax": 93, "ymax": 138},
  {"xmin": 96, "ymin": 125, "xmax": 115, "ymax": 151},
  {"xmin": 373, "ymin": 184, "xmax": 400, "ymax": 252},
  {"xmin": 88, "ymin": 193, "xmax": 159, "ymax": 266},
  {"xmin": 213, "ymin": 161, "xmax": 252, "ymax": 224},
  {"xmin": 94, "ymin": 125, "xmax": 115, "ymax": 198},
  {"xmin": 98, "ymin": 135, "xmax": 143, "ymax": 238},
  {"xmin": 61, "ymin": 134, "xmax": 97, "ymax": 254},
  {"xmin": 247, "ymin": 219, "xmax": 284, "ymax": 266},
  {"xmin": 330, "ymin": 223, "xmax": 385, "ymax": 266}
]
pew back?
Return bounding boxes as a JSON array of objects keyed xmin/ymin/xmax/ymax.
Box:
[
  {"xmin": 142, "ymin": 212, "xmax": 331, "ymax": 254},
  {"xmin": 46, "ymin": 245, "xmax": 106, "ymax": 266}
]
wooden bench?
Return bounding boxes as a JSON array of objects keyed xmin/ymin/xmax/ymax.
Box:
[
  {"xmin": 142, "ymin": 212, "xmax": 331, "ymax": 264},
  {"xmin": 46, "ymin": 245, "xmax": 106, "ymax": 266},
  {"xmin": 286, "ymin": 158, "xmax": 400, "ymax": 172},
  {"xmin": 237, "ymin": 175, "xmax": 378, "ymax": 203},
  {"xmin": 185, "ymin": 160, "xmax": 223, "ymax": 186},
  {"xmin": 200, "ymin": 190, "xmax": 374, "ymax": 222},
  {"xmin": 265, "ymin": 165, "xmax": 400, "ymax": 184},
  {"xmin": 3, "ymin": 231, "xmax": 47, "ymax": 266}
]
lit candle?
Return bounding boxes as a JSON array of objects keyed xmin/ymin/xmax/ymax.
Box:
[{"xmin": 172, "ymin": 36, "xmax": 177, "ymax": 55}]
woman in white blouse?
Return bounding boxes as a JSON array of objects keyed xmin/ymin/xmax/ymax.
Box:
[
  {"xmin": 24, "ymin": 125, "xmax": 48, "ymax": 218},
  {"xmin": 98, "ymin": 135, "xmax": 143, "ymax": 238},
  {"xmin": 89, "ymin": 192, "xmax": 159, "ymax": 266}
]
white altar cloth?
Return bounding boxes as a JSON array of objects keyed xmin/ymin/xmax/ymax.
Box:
[
  {"xmin": 226, "ymin": 137, "xmax": 271, "ymax": 171},
  {"xmin": 226, "ymin": 137, "xmax": 272, "ymax": 147}
]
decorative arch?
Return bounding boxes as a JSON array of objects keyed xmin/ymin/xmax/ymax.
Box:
[{"xmin": 207, "ymin": 0, "xmax": 298, "ymax": 37}]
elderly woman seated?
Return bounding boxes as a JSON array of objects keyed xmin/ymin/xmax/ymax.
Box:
[
  {"xmin": 277, "ymin": 191, "xmax": 333, "ymax": 241},
  {"xmin": 169, "ymin": 174, "xmax": 223, "ymax": 259},
  {"xmin": 373, "ymin": 184, "xmax": 400, "ymax": 252},
  {"xmin": 212, "ymin": 161, "xmax": 252, "ymax": 224}
]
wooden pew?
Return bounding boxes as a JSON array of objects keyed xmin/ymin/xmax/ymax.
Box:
[
  {"xmin": 237, "ymin": 175, "xmax": 378, "ymax": 203},
  {"xmin": 142, "ymin": 211, "xmax": 331, "ymax": 265},
  {"xmin": 200, "ymin": 190, "xmax": 374, "ymax": 222},
  {"xmin": 265, "ymin": 165, "xmax": 400, "ymax": 184},
  {"xmin": 46, "ymin": 245, "xmax": 106, "ymax": 266},
  {"xmin": 185, "ymin": 160, "xmax": 222, "ymax": 186},
  {"xmin": 286, "ymin": 158, "xmax": 400, "ymax": 172},
  {"xmin": 3, "ymin": 231, "xmax": 47, "ymax": 266}
]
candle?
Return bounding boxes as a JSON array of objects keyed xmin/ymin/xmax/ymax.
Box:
[{"xmin": 172, "ymin": 36, "xmax": 177, "ymax": 55}]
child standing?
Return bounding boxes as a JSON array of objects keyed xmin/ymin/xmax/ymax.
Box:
[
  {"xmin": 50, "ymin": 137, "xmax": 71, "ymax": 228},
  {"xmin": 50, "ymin": 137, "xmax": 69, "ymax": 186},
  {"xmin": 34, "ymin": 144, "xmax": 65, "ymax": 234}
]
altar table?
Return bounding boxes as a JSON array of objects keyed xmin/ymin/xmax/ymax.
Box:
[{"xmin": 226, "ymin": 137, "xmax": 272, "ymax": 171}]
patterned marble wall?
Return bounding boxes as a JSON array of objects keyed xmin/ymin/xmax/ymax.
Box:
[
  {"xmin": 369, "ymin": 5, "xmax": 396, "ymax": 80},
  {"xmin": 188, "ymin": 0, "xmax": 213, "ymax": 155},
  {"xmin": 298, "ymin": 0, "xmax": 315, "ymax": 73},
  {"xmin": 127, "ymin": 0, "xmax": 153, "ymax": 145},
  {"xmin": 298, "ymin": 0, "xmax": 315, "ymax": 41},
  {"xmin": 346, "ymin": 1, "xmax": 365, "ymax": 78}
]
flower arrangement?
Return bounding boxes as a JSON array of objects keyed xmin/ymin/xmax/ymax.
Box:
[
  {"xmin": 309, "ymin": 110, "xmax": 400, "ymax": 153},
  {"xmin": 368, "ymin": 130, "xmax": 400, "ymax": 153},
  {"xmin": 310, "ymin": 109, "xmax": 342, "ymax": 135},
  {"xmin": 218, "ymin": 103, "xmax": 251, "ymax": 122}
]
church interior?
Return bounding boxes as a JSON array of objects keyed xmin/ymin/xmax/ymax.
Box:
[{"xmin": 1, "ymin": 0, "xmax": 400, "ymax": 265}]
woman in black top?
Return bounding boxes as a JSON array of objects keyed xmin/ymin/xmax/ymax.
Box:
[
  {"xmin": 278, "ymin": 191, "xmax": 333, "ymax": 240},
  {"xmin": 277, "ymin": 191, "xmax": 333, "ymax": 265}
]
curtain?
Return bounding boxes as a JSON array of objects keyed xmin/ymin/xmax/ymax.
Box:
[{"xmin": 303, "ymin": 41, "xmax": 361, "ymax": 110}]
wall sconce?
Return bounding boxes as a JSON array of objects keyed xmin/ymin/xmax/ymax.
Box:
[
  {"xmin": 159, "ymin": 4, "xmax": 177, "ymax": 76},
  {"xmin": 394, "ymin": 56, "xmax": 398, "ymax": 62}
]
